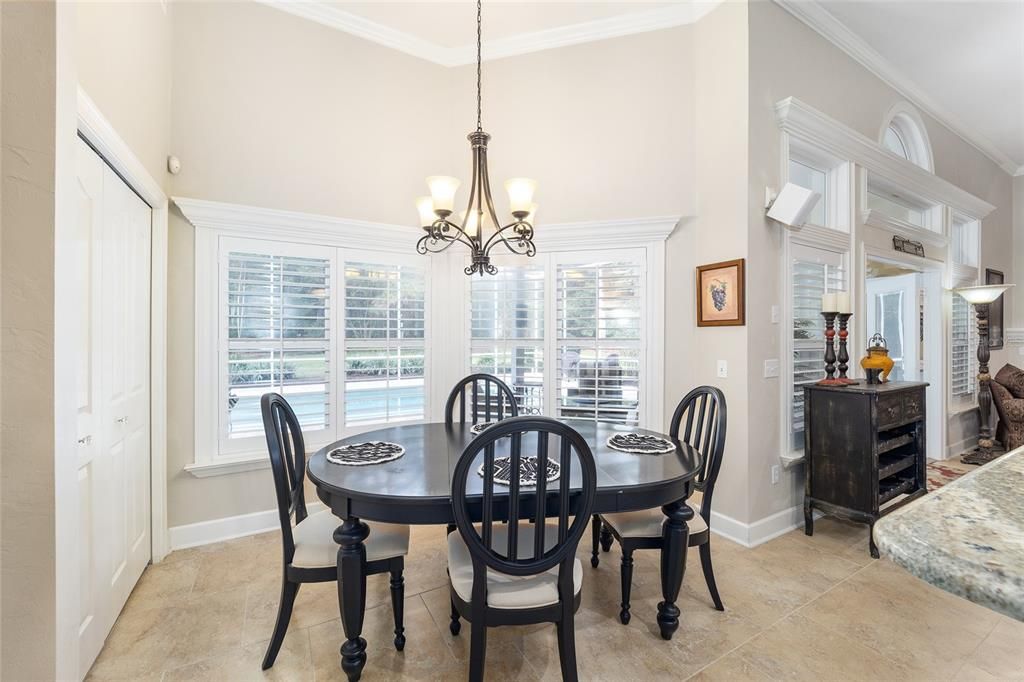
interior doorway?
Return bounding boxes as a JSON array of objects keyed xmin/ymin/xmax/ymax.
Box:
[{"xmin": 865, "ymin": 257, "xmax": 943, "ymax": 459}]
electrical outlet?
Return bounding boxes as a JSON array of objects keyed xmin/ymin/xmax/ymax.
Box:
[
  {"xmin": 771, "ymin": 464, "xmax": 780, "ymax": 485},
  {"xmin": 764, "ymin": 359, "xmax": 780, "ymax": 378},
  {"xmin": 717, "ymin": 360, "xmax": 728, "ymax": 378}
]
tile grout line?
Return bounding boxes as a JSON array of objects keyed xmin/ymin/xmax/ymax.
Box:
[{"xmin": 683, "ymin": 555, "xmax": 877, "ymax": 680}]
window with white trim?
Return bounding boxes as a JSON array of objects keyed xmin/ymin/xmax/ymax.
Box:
[
  {"xmin": 343, "ymin": 262, "xmax": 426, "ymax": 427},
  {"xmin": 879, "ymin": 106, "xmax": 934, "ymax": 173},
  {"xmin": 951, "ymin": 218, "xmax": 979, "ymax": 267},
  {"xmin": 225, "ymin": 249, "xmax": 333, "ymax": 440},
  {"xmin": 789, "ymin": 243, "xmax": 847, "ymax": 452},
  {"xmin": 466, "ymin": 251, "xmax": 648, "ymax": 428},
  {"xmin": 470, "ymin": 264, "xmax": 545, "ymax": 415},
  {"xmin": 556, "ymin": 259, "xmax": 643, "ymax": 426},
  {"xmin": 787, "ymin": 143, "xmax": 850, "ymax": 232},
  {"xmin": 950, "ymin": 290, "xmax": 976, "ymax": 401}
]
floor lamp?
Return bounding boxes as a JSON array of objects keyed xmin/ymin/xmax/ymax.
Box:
[{"xmin": 955, "ymin": 283, "xmax": 1014, "ymax": 465}]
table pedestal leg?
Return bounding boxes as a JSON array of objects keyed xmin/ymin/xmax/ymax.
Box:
[
  {"xmin": 335, "ymin": 517, "xmax": 369, "ymax": 682},
  {"xmin": 656, "ymin": 500, "xmax": 692, "ymax": 641}
]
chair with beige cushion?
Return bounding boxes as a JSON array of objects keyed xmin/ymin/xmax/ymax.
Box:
[
  {"xmin": 260, "ymin": 393, "xmax": 410, "ymax": 670},
  {"xmin": 447, "ymin": 416, "xmax": 596, "ymax": 682},
  {"xmin": 992, "ymin": 364, "xmax": 1024, "ymax": 451},
  {"xmin": 593, "ymin": 386, "xmax": 727, "ymax": 624}
]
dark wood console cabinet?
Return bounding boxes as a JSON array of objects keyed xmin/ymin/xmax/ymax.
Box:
[{"xmin": 803, "ymin": 381, "xmax": 928, "ymax": 558}]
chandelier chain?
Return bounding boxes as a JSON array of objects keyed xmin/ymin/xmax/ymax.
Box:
[{"xmin": 476, "ymin": 0, "xmax": 482, "ymax": 132}]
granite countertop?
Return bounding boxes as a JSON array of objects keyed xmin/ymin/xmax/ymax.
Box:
[{"xmin": 874, "ymin": 447, "xmax": 1024, "ymax": 621}]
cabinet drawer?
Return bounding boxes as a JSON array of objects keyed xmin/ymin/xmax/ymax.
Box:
[
  {"xmin": 876, "ymin": 393, "xmax": 903, "ymax": 429},
  {"xmin": 903, "ymin": 390, "xmax": 924, "ymax": 422}
]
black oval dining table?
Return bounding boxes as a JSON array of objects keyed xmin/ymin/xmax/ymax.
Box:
[{"xmin": 308, "ymin": 420, "xmax": 704, "ymax": 682}]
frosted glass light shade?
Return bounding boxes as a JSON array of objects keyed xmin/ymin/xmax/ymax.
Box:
[
  {"xmin": 426, "ymin": 176, "xmax": 460, "ymax": 213},
  {"xmin": 415, "ymin": 196, "xmax": 435, "ymax": 227},
  {"xmin": 954, "ymin": 284, "xmax": 1014, "ymax": 305},
  {"xmin": 505, "ymin": 178, "xmax": 537, "ymax": 214},
  {"xmin": 524, "ymin": 203, "xmax": 538, "ymax": 225}
]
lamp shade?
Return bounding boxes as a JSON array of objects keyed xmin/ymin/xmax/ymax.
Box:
[
  {"xmin": 505, "ymin": 178, "xmax": 537, "ymax": 214},
  {"xmin": 953, "ymin": 284, "xmax": 1014, "ymax": 305},
  {"xmin": 426, "ymin": 176, "xmax": 460, "ymax": 213},
  {"xmin": 415, "ymin": 196, "xmax": 435, "ymax": 227}
]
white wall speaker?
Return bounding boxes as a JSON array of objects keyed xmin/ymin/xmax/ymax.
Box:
[{"xmin": 766, "ymin": 182, "xmax": 821, "ymax": 230}]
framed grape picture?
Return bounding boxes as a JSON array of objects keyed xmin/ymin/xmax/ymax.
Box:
[{"xmin": 696, "ymin": 258, "xmax": 746, "ymax": 327}]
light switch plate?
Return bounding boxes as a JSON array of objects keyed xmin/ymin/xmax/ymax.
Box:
[
  {"xmin": 717, "ymin": 360, "xmax": 728, "ymax": 378},
  {"xmin": 771, "ymin": 305, "xmax": 780, "ymax": 324},
  {"xmin": 764, "ymin": 359, "xmax": 780, "ymax": 378}
]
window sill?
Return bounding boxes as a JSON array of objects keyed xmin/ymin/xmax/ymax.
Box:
[
  {"xmin": 780, "ymin": 451, "xmax": 805, "ymax": 470},
  {"xmin": 185, "ymin": 455, "xmax": 269, "ymax": 478}
]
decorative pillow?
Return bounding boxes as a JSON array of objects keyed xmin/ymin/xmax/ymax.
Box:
[{"xmin": 995, "ymin": 364, "xmax": 1024, "ymax": 399}]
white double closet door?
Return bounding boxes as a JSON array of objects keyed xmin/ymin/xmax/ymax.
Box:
[{"xmin": 75, "ymin": 138, "xmax": 152, "ymax": 677}]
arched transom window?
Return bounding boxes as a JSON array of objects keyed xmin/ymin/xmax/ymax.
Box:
[{"xmin": 879, "ymin": 102, "xmax": 934, "ymax": 172}]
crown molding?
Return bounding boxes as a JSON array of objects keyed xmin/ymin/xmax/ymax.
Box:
[
  {"xmin": 773, "ymin": 0, "xmax": 1020, "ymax": 177},
  {"xmin": 777, "ymin": 97, "xmax": 996, "ymax": 220},
  {"xmin": 256, "ymin": 1, "xmax": 721, "ymax": 67},
  {"xmin": 174, "ymin": 196, "xmax": 681, "ymax": 254}
]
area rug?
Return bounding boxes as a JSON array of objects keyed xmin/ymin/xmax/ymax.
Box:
[{"xmin": 927, "ymin": 457, "xmax": 978, "ymax": 490}]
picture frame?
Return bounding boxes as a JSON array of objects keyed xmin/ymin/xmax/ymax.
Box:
[
  {"xmin": 986, "ymin": 268, "xmax": 1004, "ymax": 349},
  {"xmin": 696, "ymin": 258, "xmax": 746, "ymax": 327}
]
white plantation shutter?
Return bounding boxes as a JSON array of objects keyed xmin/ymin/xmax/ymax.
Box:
[
  {"xmin": 556, "ymin": 259, "xmax": 643, "ymax": 426},
  {"xmin": 225, "ymin": 251, "xmax": 331, "ymax": 439},
  {"xmin": 951, "ymin": 291, "xmax": 976, "ymax": 399},
  {"xmin": 470, "ymin": 265, "xmax": 545, "ymax": 415},
  {"xmin": 343, "ymin": 262, "xmax": 426, "ymax": 427},
  {"xmin": 791, "ymin": 244, "xmax": 846, "ymax": 451}
]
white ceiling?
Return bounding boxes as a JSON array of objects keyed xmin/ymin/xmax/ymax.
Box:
[
  {"xmin": 338, "ymin": 2, "xmax": 676, "ymax": 48},
  {"xmin": 791, "ymin": 0, "xmax": 1024, "ymax": 174}
]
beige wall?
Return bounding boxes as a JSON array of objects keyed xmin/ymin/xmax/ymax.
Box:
[
  {"xmin": 745, "ymin": 0, "xmax": 1017, "ymax": 522},
  {"xmin": 1, "ymin": 2, "xmax": 58, "ymax": 678},
  {"xmin": 164, "ymin": 2, "xmax": 699, "ymax": 528},
  {"xmin": 1015, "ymin": 174, "xmax": 1024, "ymax": 329},
  {"xmin": 76, "ymin": 1, "xmax": 173, "ymax": 189}
]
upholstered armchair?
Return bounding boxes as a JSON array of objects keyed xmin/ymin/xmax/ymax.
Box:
[{"xmin": 991, "ymin": 364, "xmax": 1024, "ymax": 451}]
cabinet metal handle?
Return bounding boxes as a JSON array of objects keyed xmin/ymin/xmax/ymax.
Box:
[
  {"xmin": 116, "ymin": 416, "xmax": 128, "ymax": 424},
  {"xmin": 77, "ymin": 435, "xmax": 93, "ymax": 445}
]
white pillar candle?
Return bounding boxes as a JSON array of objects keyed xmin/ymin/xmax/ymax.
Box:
[
  {"xmin": 821, "ymin": 293, "xmax": 837, "ymax": 312},
  {"xmin": 835, "ymin": 292, "xmax": 851, "ymax": 314}
]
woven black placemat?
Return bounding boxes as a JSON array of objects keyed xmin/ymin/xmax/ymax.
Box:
[
  {"xmin": 606, "ymin": 433, "xmax": 676, "ymax": 455},
  {"xmin": 326, "ymin": 441, "xmax": 405, "ymax": 466},
  {"xmin": 477, "ymin": 456, "xmax": 561, "ymax": 486}
]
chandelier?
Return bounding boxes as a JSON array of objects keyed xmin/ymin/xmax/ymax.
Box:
[{"xmin": 415, "ymin": 0, "xmax": 537, "ymax": 276}]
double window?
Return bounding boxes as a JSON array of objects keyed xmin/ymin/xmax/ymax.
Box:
[
  {"xmin": 208, "ymin": 237, "xmax": 428, "ymax": 461},
  {"xmin": 469, "ymin": 252, "xmax": 647, "ymax": 427}
]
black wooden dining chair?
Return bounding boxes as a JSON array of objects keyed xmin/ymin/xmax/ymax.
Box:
[
  {"xmin": 260, "ymin": 393, "xmax": 411, "ymax": 670},
  {"xmin": 592, "ymin": 386, "xmax": 728, "ymax": 624},
  {"xmin": 448, "ymin": 416, "xmax": 597, "ymax": 682},
  {"xmin": 445, "ymin": 373, "xmax": 520, "ymax": 426}
]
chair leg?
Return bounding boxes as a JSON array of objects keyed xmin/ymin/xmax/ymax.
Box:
[
  {"xmin": 261, "ymin": 579, "xmax": 299, "ymax": 670},
  {"xmin": 390, "ymin": 569, "xmax": 406, "ymax": 650},
  {"xmin": 600, "ymin": 522, "xmax": 613, "ymax": 553},
  {"xmin": 619, "ymin": 547, "xmax": 634, "ymax": 625},
  {"xmin": 590, "ymin": 515, "xmax": 601, "ymax": 568},
  {"xmin": 556, "ymin": 614, "xmax": 579, "ymax": 682},
  {"xmin": 699, "ymin": 541, "xmax": 724, "ymax": 611},
  {"xmin": 468, "ymin": 618, "xmax": 487, "ymax": 682},
  {"xmin": 449, "ymin": 595, "xmax": 461, "ymax": 636}
]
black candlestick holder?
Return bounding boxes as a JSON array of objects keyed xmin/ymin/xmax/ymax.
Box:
[
  {"xmin": 835, "ymin": 313, "xmax": 856, "ymax": 384},
  {"xmin": 816, "ymin": 312, "xmax": 843, "ymax": 386}
]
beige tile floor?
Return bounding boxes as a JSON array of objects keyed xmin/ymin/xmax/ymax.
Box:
[{"xmin": 87, "ymin": 518, "xmax": 1024, "ymax": 681}]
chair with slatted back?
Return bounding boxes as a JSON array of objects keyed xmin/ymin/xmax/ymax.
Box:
[
  {"xmin": 445, "ymin": 373, "xmax": 520, "ymax": 427},
  {"xmin": 448, "ymin": 416, "xmax": 597, "ymax": 682},
  {"xmin": 592, "ymin": 386, "xmax": 727, "ymax": 624},
  {"xmin": 260, "ymin": 393, "xmax": 411, "ymax": 670}
]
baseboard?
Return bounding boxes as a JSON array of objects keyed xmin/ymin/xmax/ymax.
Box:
[
  {"xmin": 711, "ymin": 504, "xmax": 820, "ymax": 548},
  {"xmin": 168, "ymin": 501, "xmax": 326, "ymax": 551}
]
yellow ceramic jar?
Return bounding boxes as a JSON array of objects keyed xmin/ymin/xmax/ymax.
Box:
[{"xmin": 860, "ymin": 333, "xmax": 894, "ymax": 384}]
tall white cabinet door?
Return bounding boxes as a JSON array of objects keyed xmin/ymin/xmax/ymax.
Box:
[
  {"xmin": 75, "ymin": 138, "xmax": 106, "ymax": 676},
  {"xmin": 76, "ymin": 139, "xmax": 152, "ymax": 678}
]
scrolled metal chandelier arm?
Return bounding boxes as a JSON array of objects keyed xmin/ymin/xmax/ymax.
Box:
[
  {"xmin": 482, "ymin": 219, "xmax": 536, "ymax": 256},
  {"xmin": 415, "ymin": 218, "xmax": 478, "ymax": 255}
]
